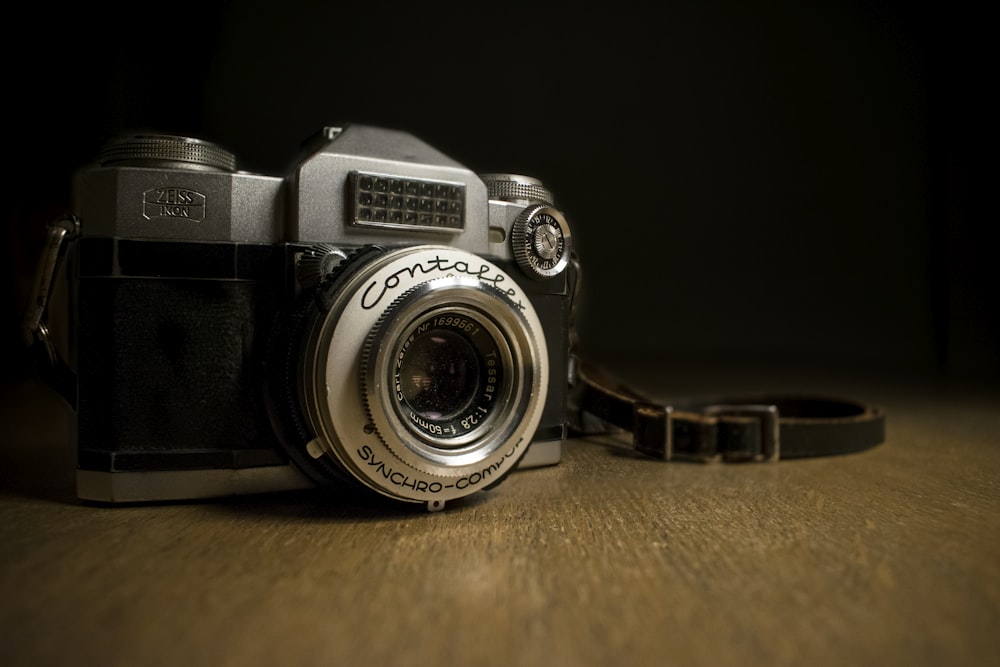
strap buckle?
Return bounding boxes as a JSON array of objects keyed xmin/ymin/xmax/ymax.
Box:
[
  {"xmin": 685, "ymin": 404, "xmax": 780, "ymax": 463},
  {"xmin": 634, "ymin": 402, "xmax": 781, "ymax": 463}
]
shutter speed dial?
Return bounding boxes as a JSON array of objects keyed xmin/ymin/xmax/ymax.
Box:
[{"xmin": 511, "ymin": 204, "xmax": 571, "ymax": 280}]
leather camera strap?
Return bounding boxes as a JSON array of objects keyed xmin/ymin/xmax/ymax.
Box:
[{"xmin": 569, "ymin": 360, "xmax": 885, "ymax": 462}]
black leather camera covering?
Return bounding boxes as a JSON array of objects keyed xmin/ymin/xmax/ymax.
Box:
[{"xmin": 76, "ymin": 238, "xmax": 288, "ymax": 473}]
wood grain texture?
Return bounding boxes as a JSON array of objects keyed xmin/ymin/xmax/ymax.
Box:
[{"xmin": 1, "ymin": 372, "xmax": 998, "ymax": 667}]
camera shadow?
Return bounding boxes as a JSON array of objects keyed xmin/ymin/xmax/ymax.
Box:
[
  {"xmin": 201, "ymin": 484, "xmax": 490, "ymax": 524},
  {"xmin": 0, "ymin": 375, "xmax": 77, "ymax": 504}
]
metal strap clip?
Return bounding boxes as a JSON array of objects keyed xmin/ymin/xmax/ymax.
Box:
[{"xmin": 22, "ymin": 216, "xmax": 79, "ymax": 403}]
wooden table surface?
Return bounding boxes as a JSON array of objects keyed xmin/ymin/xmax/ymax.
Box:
[{"xmin": 1, "ymin": 364, "xmax": 998, "ymax": 667}]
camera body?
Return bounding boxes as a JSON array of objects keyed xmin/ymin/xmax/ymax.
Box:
[{"xmin": 71, "ymin": 125, "xmax": 574, "ymax": 509}]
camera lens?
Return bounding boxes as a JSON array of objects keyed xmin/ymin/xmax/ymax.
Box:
[
  {"xmin": 362, "ymin": 280, "xmax": 529, "ymax": 471},
  {"xmin": 399, "ymin": 327, "xmax": 479, "ymax": 423},
  {"xmin": 396, "ymin": 318, "xmax": 496, "ymax": 433},
  {"xmin": 295, "ymin": 246, "xmax": 548, "ymax": 505},
  {"xmin": 383, "ymin": 305, "xmax": 509, "ymax": 450}
]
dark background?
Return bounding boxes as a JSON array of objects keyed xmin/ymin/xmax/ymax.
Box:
[{"xmin": 4, "ymin": 0, "xmax": 995, "ymax": 387}]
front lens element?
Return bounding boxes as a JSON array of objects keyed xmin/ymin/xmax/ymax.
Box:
[
  {"xmin": 399, "ymin": 327, "xmax": 479, "ymax": 422},
  {"xmin": 393, "ymin": 309, "xmax": 506, "ymax": 446}
]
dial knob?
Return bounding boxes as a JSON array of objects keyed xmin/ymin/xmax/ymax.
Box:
[
  {"xmin": 98, "ymin": 134, "xmax": 237, "ymax": 172},
  {"xmin": 296, "ymin": 244, "xmax": 348, "ymax": 288},
  {"xmin": 511, "ymin": 204, "xmax": 572, "ymax": 280},
  {"xmin": 480, "ymin": 173, "xmax": 554, "ymax": 206}
]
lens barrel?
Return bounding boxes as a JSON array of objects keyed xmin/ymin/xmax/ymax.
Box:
[
  {"xmin": 295, "ymin": 246, "xmax": 548, "ymax": 505},
  {"xmin": 385, "ymin": 305, "xmax": 504, "ymax": 445}
]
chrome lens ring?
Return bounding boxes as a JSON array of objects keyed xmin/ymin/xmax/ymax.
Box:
[
  {"xmin": 299, "ymin": 246, "xmax": 548, "ymax": 504},
  {"xmin": 363, "ymin": 277, "xmax": 536, "ymax": 475}
]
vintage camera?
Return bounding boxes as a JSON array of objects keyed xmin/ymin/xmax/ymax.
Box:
[{"xmin": 66, "ymin": 125, "xmax": 574, "ymax": 510}]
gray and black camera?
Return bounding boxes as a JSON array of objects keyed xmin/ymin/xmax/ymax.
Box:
[{"xmin": 65, "ymin": 125, "xmax": 574, "ymax": 510}]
